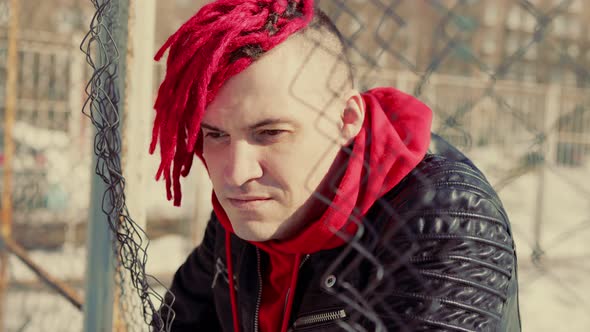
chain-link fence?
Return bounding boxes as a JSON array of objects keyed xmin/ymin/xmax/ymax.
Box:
[
  {"xmin": 324, "ymin": 1, "xmax": 590, "ymax": 330},
  {"xmin": 358, "ymin": 2, "xmax": 587, "ymax": 331},
  {"xmin": 1, "ymin": 0, "xmax": 205, "ymax": 330},
  {"xmin": 1, "ymin": 0, "xmax": 589, "ymax": 331}
]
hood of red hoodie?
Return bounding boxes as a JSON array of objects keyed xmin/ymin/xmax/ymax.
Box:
[{"xmin": 212, "ymin": 86, "xmax": 433, "ymax": 254}]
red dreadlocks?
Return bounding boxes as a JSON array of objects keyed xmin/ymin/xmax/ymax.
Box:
[{"xmin": 150, "ymin": 0, "xmax": 314, "ymax": 206}]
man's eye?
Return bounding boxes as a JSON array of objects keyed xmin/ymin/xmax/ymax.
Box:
[
  {"xmin": 205, "ymin": 132, "xmax": 227, "ymax": 139},
  {"xmin": 260, "ymin": 129, "xmax": 286, "ymax": 137}
]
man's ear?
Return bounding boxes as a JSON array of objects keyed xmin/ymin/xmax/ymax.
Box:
[{"xmin": 339, "ymin": 89, "xmax": 365, "ymax": 145}]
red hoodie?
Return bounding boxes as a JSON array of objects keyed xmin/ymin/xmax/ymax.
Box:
[{"xmin": 212, "ymin": 87, "xmax": 432, "ymax": 332}]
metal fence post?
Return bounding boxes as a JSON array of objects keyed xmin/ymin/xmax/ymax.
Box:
[
  {"xmin": 532, "ymin": 83, "xmax": 561, "ymax": 262},
  {"xmin": 83, "ymin": 0, "xmax": 130, "ymax": 331},
  {"xmin": 83, "ymin": 150, "xmax": 116, "ymax": 332}
]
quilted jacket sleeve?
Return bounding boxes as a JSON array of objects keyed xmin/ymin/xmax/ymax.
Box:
[
  {"xmin": 366, "ymin": 153, "xmax": 522, "ymax": 332},
  {"xmin": 152, "ymin": 213, "xmax": 221, "ymax": 332}
]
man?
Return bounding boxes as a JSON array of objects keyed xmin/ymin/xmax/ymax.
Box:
[{"xmin": 150, "ymin": 0, "xmax": 521, "ymax": 331}]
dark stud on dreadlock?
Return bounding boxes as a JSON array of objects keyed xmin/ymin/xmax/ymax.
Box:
[
  {"xmin": 264, "ymin": 12, "xmax": 280, "ymax": 35},
  {"xmin": 283, "ymin": 0, "xmax": 303, "ymax": 18}
]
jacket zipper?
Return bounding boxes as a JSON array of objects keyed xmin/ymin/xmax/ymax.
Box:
[
  {"xmin": 292, "ymin": 309, "xmax": 347, "ymax": 329},
  {"xmin": 254, "ymin": 248, "xmax": 262, "ymax": 332},
  {"xmin": 299, "ymin": 254, "xmax": 310, "ymax": 269}
]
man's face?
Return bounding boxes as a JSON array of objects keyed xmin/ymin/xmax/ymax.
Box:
[{"xmin": 202, "ymin": 33, "xmax": 357, "ymax": 242}]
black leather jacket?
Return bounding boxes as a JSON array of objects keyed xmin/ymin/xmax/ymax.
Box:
[{"xmin": 155, "ymin": 135, "xmax": 522, "ymax": 332}]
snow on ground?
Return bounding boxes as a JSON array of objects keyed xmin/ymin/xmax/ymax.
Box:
[
  {"xmin": 5, "ymin": 289, "xmax": 84, "ymax": 332},
  {"xmin": 6, "ymin": 146, "xmax": 590, "ymax": 331}
]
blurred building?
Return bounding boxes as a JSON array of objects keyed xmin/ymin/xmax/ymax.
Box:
[
  {"xmin": 318, "ymin": 0, "xmax": 590, "ymax": 87},
  {"xmin": 2, "ymin": 0, "xmax": 589, "ymax": 87}
]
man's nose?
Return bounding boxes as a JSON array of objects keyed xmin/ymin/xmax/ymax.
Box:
[{"xmin": 223, "ymin": 140, "xmax": 263, "ymax": 187}]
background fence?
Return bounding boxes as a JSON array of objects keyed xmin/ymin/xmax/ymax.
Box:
[
  {"xmin": 0, "ymin": 26, "xmax": 90, "ymax": 331},
  {"xmin": 1, "ymin": 0, "xmax": 589, "ymax": 331}
]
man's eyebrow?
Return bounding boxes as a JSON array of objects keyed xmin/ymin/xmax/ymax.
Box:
[
  {"xmin": 201, "ymin": 118, "xmax": 295, "ymax": 132},
  {"xmin": 247, "ymin": 118, "xmax": 294, "ymax": 130},
  {"xmin": 201, "ymin": 123, "xmax": 224, "ymax": 131}
]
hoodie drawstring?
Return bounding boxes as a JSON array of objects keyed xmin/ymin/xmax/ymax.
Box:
[
  {"xmin": 281, "ymin": 254, "xmax": 302, "ymax": 332},
  {"xmin": 226, "ymin": 232, "xmax": 240, "ymax": 332}
]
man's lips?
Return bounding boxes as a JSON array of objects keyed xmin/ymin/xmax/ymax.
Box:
[
  {"xmin": 228, "ymin": 196, "xmax": 270, "ymax": 201},
  {"xmin": 226, "ymin": 196, "xmax": 272, "ymax": 209}
]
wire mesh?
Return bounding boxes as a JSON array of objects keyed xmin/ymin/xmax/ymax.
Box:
[
  {"xmin": 1, "ymin": 0, "xmax": 589, "ymax": 331},
  {"xmin": 148, "ymin": 0, "xmax": 589, "ymax": 330},
  {"xmin": 79, "ymin": 0, "xmax": 174, "ymax": 331},
  {"xmin": 317, "ymin": 0, "xmax": 589, "ymax": 330}
]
